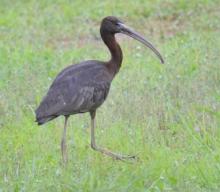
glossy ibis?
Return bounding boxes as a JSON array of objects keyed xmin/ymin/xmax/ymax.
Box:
[{"xmin": 35, "ymin": 16, "xmax": 164, "ymax": 163}]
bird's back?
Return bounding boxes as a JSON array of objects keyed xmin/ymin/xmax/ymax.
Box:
[{"xmin": 35, "ymin": 60, "xmax": 113, "ymax": 125}]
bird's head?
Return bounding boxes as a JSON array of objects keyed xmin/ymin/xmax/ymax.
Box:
[{"xmin": 101, "ymin": 16, "xmax": 164, "ymax": 64}]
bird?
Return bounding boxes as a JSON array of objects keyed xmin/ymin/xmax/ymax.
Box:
[{"xmin": 35, "ymin": 16, "xmax": 164, "ymax": 163}]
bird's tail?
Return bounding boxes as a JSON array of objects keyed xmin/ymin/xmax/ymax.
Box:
[{"xmin": 35, "ymin": 115, "xmax": 57, "ymax": 125}]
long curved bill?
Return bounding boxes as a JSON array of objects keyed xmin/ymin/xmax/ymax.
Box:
[{"xmin": 119, "ymin": 23, "xmax": 164, "ymax": 64}]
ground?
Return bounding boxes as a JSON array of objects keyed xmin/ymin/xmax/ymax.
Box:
[{"xmin": 0, "ymin": 0, "xmax": 220, "ymax": 191}]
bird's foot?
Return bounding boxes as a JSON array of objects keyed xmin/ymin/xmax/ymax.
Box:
[
  {"xmin": 92, "ymin": 145, "xmax": 138, "ymax": 162},
  {"xmin": 113, "ymin": 154, "xmax": 138, "ymax": 162}
]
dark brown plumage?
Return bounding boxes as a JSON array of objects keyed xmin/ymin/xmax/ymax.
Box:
[{"xmin": 35, "ymin": 16, "xmax": 164, "ymax": 162}]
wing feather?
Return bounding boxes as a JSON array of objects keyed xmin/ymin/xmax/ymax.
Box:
[{"xmin": 35, "ymin": 62, "xmax": 111, "ymax": 123}]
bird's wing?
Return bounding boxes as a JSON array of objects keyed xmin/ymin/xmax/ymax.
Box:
[
  {"xmin": 35, "ymin": 73, "xmax": 111, "ymax": 120},
  {"xmin": 35, "ymin": 76, "xmax": 77, "ymax": 119}
]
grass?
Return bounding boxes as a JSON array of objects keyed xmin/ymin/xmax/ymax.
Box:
[{"xmin": 0, "ymin": 0, "xmax": 220, "ymax": 191}]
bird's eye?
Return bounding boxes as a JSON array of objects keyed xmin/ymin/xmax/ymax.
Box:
[{"xmin": 116, "ymin": 22, "xmax": 121, "ymax": 27}]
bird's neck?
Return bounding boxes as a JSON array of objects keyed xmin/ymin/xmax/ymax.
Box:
[{"xmin": 101, "ymin": 32, "xmax": 123, "ymax": 75}]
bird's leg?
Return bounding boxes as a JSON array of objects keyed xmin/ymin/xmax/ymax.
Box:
[
  {"xmin": 90, "ymin": 110, "xmax": 136, "ymax": 161},
  {"xmin": 61, "ymin": 115, "xmax": 69, "ymax": 164}
]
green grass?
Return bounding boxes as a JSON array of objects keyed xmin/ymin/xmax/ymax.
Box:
[{"xmin": 1, "ymin": 0, "xmax": 220, "ymax": 191}]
